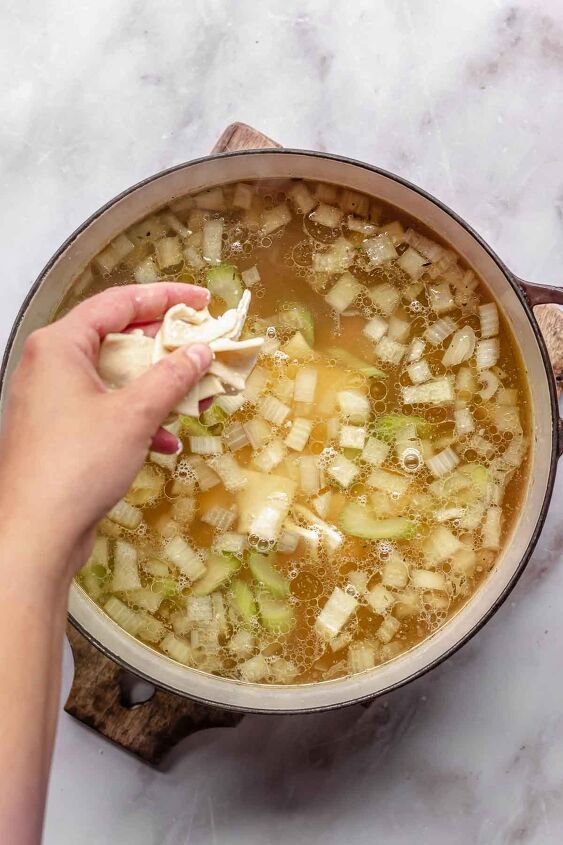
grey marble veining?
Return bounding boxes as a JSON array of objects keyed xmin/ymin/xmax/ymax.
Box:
[{"xmin": 1, "ymin": 0, "xmax": 563, "ymax": 843}]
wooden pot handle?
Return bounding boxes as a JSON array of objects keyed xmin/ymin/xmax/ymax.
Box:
[{"xmin": 64, "ymin": 123, "xmax": 280, "ymax": 765}]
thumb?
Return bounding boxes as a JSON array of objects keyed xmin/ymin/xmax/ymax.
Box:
[{"xmin": 119, "ymin": 343, "xmax": 212, "ymax": 434}]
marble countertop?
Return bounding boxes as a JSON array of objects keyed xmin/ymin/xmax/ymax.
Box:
[{"xmin": 2, "ymin": 0, "xmax": 563, "ymax": 842}]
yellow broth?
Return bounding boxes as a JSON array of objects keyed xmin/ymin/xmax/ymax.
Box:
[{"xmin": 62, "ymin": 179, "xmax": 530, "ymax": 685}]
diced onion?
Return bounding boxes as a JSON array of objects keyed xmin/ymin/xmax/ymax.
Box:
[
  {"xmin": 411, "ymin": 569, "xmax": 447, "ymax": 590},
  {"xmin": 108, "ymin": 499, "xmax": 142, "ymax": 530},
  {"xmin": 312, "ymin": 490, "xmax": 332, "ymax": 519},
  {"xmin": 208, "ymin": 454, "xmax": 248, "ymax": 492},
  {"xmin": 346, "ymin": 215, "xmax": 376, "ymax": 235},
  {"xmin": 134, "ymin": 256, "xmax": 159, "ymax": 284},
  {"xmin": 244, "ymin": 417, "xmax": 272, "ymax": 450},
  {"xmin": 441, "ymin": 326, "xmax": 476, "ymax": 367},
  {"xmin": 367, "ymin": 468, "xmax": 411, "ymax": 496},
  {"xmin": 456, "ymin": 366, "xmax": 476, "ymax": 400},
  {"xmin": 482, "ymin": 506, "xmax": 502, "ymax": 550},
  {"xmin": 293, "ymin": 367, "xmax": 318, "ymax": 403},
  {"xmin": 288, "ymin": 181, "xmax": 317, "ymax": 215},
  {"xmin": 185, "ymin": 455, "xmax": 220, "ymax": 491},
  {"xmin": 476, "ymin": 338, "xmax": 500, "ymax": 370},
  {"xmin": 422, "ymin": 526, "xmax": 463, "ymax": 564},
  {"xmin": 223, "ymin": 421, "xmax": 249, "ymax": 452},
  {"xmin": 325, "ymin": 272, "xmax": 363, "ymax": 312},
  {"xmin": 285, "ymin": 418, "xmax": 313, "ymax": 451},
  {"xmin": 363, "ymin": 235, "xmax": 398, "ymax": 267},
  {"xmin": 163, "ymin": 536, "xmax": 206, "ymax": 581},
  {"xmin": 376, "ymin": 616, "xmax": 401, "ymax": 644},
  {"xmin": 189, "ymin": 436, "xmax": 223, "ymax": 455},
  {"xmin": 491, "ymin": 405, "xmax": 521, "ymax": 433},
  {"xmin": 241, "ymin": 265, "xmax": 261, "ymax": 287},
  {"xmin": 339, "ymin": 425, "xmax": 367, "ymax": 450},
  {"xmin": 454, "ymin": 407, "xmax": 475, "ymax": 436},
  {"xmin": 479, "ymin": 303, "xmax": 499, "ymax": 338},
  {"xmin": 277, "ymin": 526, "xmax": 300, "ymax": 554},
  {"xmin": 381, "ymin": 553, "xmax": 409, "ymax": 588},
  {"xmin": 232, "ymin": 183, "xmax": 254, "ymax": 210},
  {"xmin": 407, "ymin": 359, "xmax": 432, "ymax": 384},
  {"xmin": 202, "ymin": 219, "xmax": 223, "ymax": 265},
  {"xmin": 309, "ymin": 202, "xmax": 343, "ymax": 228},
  {"xmin": 428, "ymin": 283, "xmax": 455, "ymax": 314},
  {"xmin": 368, "ymin": 282, "xmax": 400, "ymax": 315},
  {"xmin": 252, "ymin": 439, "xmax": 287, "ymax": 473},
  {"xmin": 347, "ymin": 642, "xmax": 376, "ymax": 673},
  {"xmin": 406, "ymin": 338, "xmax": 425, "ymax": 362},
  {"xmin": 261, "ymin": 203, "xmax": 292, "ymax": 235},
  {"xmin": 315, "ymin": 587, "xmax": 358, "ymax": 639},
  {"xmin": 243, "ymin": 366, "xmax": 269, "ymax": 403},
  {"xmin": 337, "ymin": 390, "xmax": 371, "ymax": 423},
  {"xmin": 397, "ymin": 246, "xmax": 427, "ymax": 279},
  {"xmin": 201, "ymin": 504, "xmax": 238, "ymax": 532},
  {"xmin": 215, "ymin": 394, "xmax": 245, "ymax": 415},
  {"xmin": 363, "ymin": 315, "xmax": 388, "ymax": 343},
  {"xmin": 328, "ymin": 454, "xmax": 359, "ymax": 488},
  {"xmin": 361, "ymin": 436, "xmax": 390, "ymax": 467},
  {"xmin": 298, "ymin": 455, "xmax": 321, "ymax": 495},
  {"xmin": 404, "ymin": 228, "xmax": 445, "ymax": 262},
  {"xmin": 375, "ymin": 336, "xmax": 406, "ymax": 365},
  {"xmin": 478, "ymin": 370, "xmax": 500, "ymax": 401},
  {"xmin": 401, "ymin": 378, "xmax": 455, "ymax": 405},
  {"xmin": 195, "ymin": 187, "xmax": 225, "ymax": 211},
  {"xmin": 258, "ymin": 396, "xmax": 291, "ymax": 425},
  {"xmin": 424, "ymin": 317, "xmax": 457, "ymax": 346},
  {"xmin": 425, "ymin": 446, "xmax": 459, "ymax": 478},
  {"xmin": 313, "ymin": 237, "xmax": 355, "ymax": 273}
]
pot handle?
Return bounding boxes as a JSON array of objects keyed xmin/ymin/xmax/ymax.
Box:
[
  {"xmin": 64, "ymin": 625, "xmax": 243, "ymax": 766},
  {"xmin": 515, "ymin": 277, "xmax": 563, "ymax": 456}
]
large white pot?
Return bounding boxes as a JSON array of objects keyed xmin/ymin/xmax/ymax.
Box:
[{"xmin": 2, "ymin": 149, "xmax": 561, "ymax": 713}]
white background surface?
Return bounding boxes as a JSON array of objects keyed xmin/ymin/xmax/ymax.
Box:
[{"xmin": 1, "ymin": 1, "xmax": 563, "ymax": 842}]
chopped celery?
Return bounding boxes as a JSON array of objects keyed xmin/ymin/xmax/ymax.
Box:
[
  {"xmin": 191, "ymin": 553, "xmax": 240, "ymax": 596},
  {"xmin": 248, "ymin": 551, "xmax": 290, "ymax": 598},
  {"xmin": 257, "ymin": 593, "xmax": 294, "ymax": 632},
  {"xmin": 324, "ymin": 347, "xmax": 387, "ymax": 378},
  {"xmin": 374, "ymin": 413, "xmax": 432, "ymax": 442},
  {"xmin": 340, "ymin": 502, "xmax": 417, "ymax": 540},
  {"xmin": 180, "ymin": 416, "xmax": 210, "ymax": 437},
  {"xmin": 200, "ymin": 403, "xmax": 228, "ymax": 429},
  {"xmin": 205, "ymin": 264, "xmax": 243, "ymax": 308},
  {"xmin": 278, "ymin": 301, "xmax": 315, "ymax": 345},
  {"xmin": 231, "ymin": 579, "xmax": 257, "ymax": 623}
]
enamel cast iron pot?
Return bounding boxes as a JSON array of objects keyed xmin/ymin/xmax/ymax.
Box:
[{"xmin": 2, "ymin": 134, "xmax": 562, "ymax": 715}]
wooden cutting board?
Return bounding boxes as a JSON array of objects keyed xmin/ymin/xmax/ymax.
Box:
[{"xmin": 64, "ymin": 122, "xmax": 563, "ymax": 767}]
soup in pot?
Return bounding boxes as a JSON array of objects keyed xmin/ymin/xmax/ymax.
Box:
[{"xmin": 60, "ymin": 179, "xmax": 530, "ymax": 685}]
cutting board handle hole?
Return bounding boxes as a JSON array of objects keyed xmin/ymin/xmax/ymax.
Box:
[{"xmin": 118, "ymin": 669, "xmax": 156, "ymax": 709}]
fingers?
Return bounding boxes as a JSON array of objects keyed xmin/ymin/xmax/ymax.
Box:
[
  {"xmin": 119, "ymin": 343, "xmax": 213, "ymax": 434},
  {"xmin": 57, "ymin": 283, "xmax": 210, "ymax": 353},
  {"xmin": 150, "ymin": 427, "xmax": 181, "ymax": 455}
]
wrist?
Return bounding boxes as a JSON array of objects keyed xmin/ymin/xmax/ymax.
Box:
[{"xmin": 0, "ymin": 515, "xmax": 76, "ymax": 595}]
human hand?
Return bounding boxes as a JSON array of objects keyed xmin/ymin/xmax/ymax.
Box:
[{"xmin": 0, "ymin": 282, "xmax": 212, "ymax": 581}]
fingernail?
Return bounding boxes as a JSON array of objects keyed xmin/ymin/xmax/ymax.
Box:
[{"xmin": 186, "ymin": 343, "xmax": 212, "ymax": 373}]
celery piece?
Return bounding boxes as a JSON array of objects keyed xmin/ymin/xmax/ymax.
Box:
[
  {"xmin": 191, "ymin": 553, "xmax": 240, "ymax": 597},
  {"xmin": 324, "ymin": 346, "xmax": 387, "ymax": 378},
  {"xmin": 231, "ymin": 579, "xmax": 257, "ymax": 623},
  {"xmin": 257, "ymin": 593, "xmax": 294, "ymax": 633},
  {"xmin": 374, "ymin": 413, "xmax": 432, "ymax": 442},
  {"xmin": 205, "ymin": 264, "xmax": 243, "ymax": 308},
  {"xmin": 339, "ymin": 502, "xmax": 417, "ymax": 540},
  {"xmin": 248, "ymin": 551, "xmax": 290, "ymax": 598},
  {"xmin": 277, "ymin": 301, "xmax": 315, "ymax": 346},
  {"xmin": 200, "ymin": 403, "xmax": 228, "ymax": 429},
  {"xmin": 180, "ymin": 416, "xmax": 210, "ymax": 437}
]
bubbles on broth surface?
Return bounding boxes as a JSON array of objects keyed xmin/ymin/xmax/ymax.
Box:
[{"xmin": 70, "ymin": 177, "xmax": 530, "ymax": 686}]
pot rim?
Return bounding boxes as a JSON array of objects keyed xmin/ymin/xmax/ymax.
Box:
[{"xmin": 2, "ymin": 148, "xmax": 559, "ymax": 713}]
